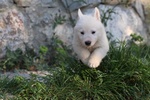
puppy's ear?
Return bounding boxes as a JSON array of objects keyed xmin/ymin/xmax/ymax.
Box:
[
  {"xmin": 93, "ymin": 7, "xmax": 101, "ymax": 21},
  {"xmin": 78, "ymin": 9, "xmax": 83, "ymax": 18}
]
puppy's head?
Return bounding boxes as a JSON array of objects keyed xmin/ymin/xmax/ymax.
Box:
[{"xmin": 74, "ymin": 8, "xmax": 102, "ymax": 48}]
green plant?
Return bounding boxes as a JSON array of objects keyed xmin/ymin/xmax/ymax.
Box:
[
  {"xmin": 101, "ymin": 7, "xmax": 116, "ymax": 27},
  {"xmin": 130, "ymin": 33, "xmax": 144, "ymax": 42},
  {"xmin": 0, "ymin": 76, "xmax": 48, "ymax": 99},
  {"xmin": 39, "ymin": 46, "xmax": 48, "ymax": 55},
  {"xmin": 0, "ymin": 47, "xmax": 37, "ymax": 71},
  {"xmin": 46, "ymin": 40, "xmax": 150, "ymax": 99},
  {"xmin": 52, "ymin": 14, "xmax": 66, "ymax": 29},
  {"xmin": 33, "ymin": 45, "xmax": 49, "ymax": 70},
  {"xmin": 0, "ymin": 38, "xmax": 149, "ymax": 99},
  {"xmin": 45, "ymin": 38, "xmax": 150, "ymax": 99},
  {"xmin": 0, "ymin": 48, "xmax": 23, "ymax": 71}
]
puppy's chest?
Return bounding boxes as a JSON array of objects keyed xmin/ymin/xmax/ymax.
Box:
[
  {"xmin": 88, "ymin": 47, "xmax": 95, "ymax": 53},
  {"xmin": 87, "ymin": 45, "xmax": 100, "ymax": 53}
]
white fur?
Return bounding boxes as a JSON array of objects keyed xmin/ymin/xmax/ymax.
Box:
[{"xmin": 73, "ymin": 7, "xmax": 109, "ymax": 68}]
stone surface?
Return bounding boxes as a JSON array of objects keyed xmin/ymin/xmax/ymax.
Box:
[
  {"xmin": 0, "ymin": 0, "xmax": 149, "ymax": 58},
  {"xmin": 99, "ymin": 5, "xmax": 147, "ymax": 43},
  {"xmin": 61, "ymin": 0, "xmax": 102, "ymax": 11},
  {"xmin": 0, "ymin": 70, "xmax": 50, "ymax": 79},
  {"xmin": 132, "ymin": 0, "xmax": 145, "ymax": 21},
  {"xmin": 0, "ymin": 0, "xmax": 8, "ymax": 12},
  {"xmin": 101, "ymin": 0, "xmax": 135, "ymax": 5},
  {"xmin": 0, "ymin": 6, "xmax": 28, "ymax": 57},
  {"xmin": 13, "ymin": 0, "xmax": 55, "ymax": 7},
  {"xmin": 141, "ymin": 0, "xmax": 150, "ymax": 37}
]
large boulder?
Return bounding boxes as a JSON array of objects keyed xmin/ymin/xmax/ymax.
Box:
[
  {"xmin": 99, "ymin": 4, "xmax": 147, "ymax": 43},
  {"xmin": 0, "ymin": 5, "xmax": 28, "ymax": 57}
]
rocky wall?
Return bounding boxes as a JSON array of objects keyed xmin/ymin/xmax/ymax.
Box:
[{"xmin": 0, "ymin": 0, "xmax": 149, "ymax": 58}]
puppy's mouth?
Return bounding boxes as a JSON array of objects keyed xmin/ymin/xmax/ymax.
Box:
[
  {"xmin": 86, "ymin": 44, "xmax": 95, "ymax": 53},
  {"xmin": 84, "ymin": 40, "xmax": 98, "ymax": 49}
]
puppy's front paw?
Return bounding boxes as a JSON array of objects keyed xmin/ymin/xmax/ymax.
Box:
[{"xmin": 88, "ymin": 58, "xmax": 101, "ymax": 68}]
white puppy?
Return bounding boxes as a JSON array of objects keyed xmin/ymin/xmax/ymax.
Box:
[{"xmin": 72, "ymin": 7, "xmax": 109, "ymax": 68}]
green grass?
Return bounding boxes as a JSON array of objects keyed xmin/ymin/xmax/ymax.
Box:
[{"xmin": 0, "ymin": 39, "xmax": 150, "ymax": 100}]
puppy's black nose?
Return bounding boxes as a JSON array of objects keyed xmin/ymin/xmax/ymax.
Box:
[{"xmin": 85, "ymin": 41, "xmax": 91, "ymax": 46}]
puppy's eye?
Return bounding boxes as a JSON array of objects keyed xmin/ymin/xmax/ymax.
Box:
[
  {"xmin": 80, "ymin": 31, "xmax": 84, "ymax": 35},
  {"xmin": 92, "ymin": 31, "xmax": 95, "ymax": 34}
]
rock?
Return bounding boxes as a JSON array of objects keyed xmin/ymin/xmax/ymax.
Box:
[
  {"xmin": 13, "ymin": 0, "xmax": 56, "ymax": 7},
  {"xmin": 0, "ymin": 70, "xmax": 50, "ymax": 79},
  {"xmin": 24, "ymin": 6, "xmax": 67, "ymax": 52},
  {"xmin": 0, "ymin": 7, "xmax": 29, "ymax": 57},
  {"xmin": 54, "ymin": 23, "xmax": 73, "ymax": 46},
  {"xmin": 98, "ymin": 4, "xmax": 147, "ymax": 43},
  {"xmin": 132, "ymin": 0, "xmax": 145, "ymax": 21},
  {"xmin": 101, "ymin": 0, "xmax": 135, "ymax": 5},
  {"xmin": 0, "ymin": 0, "xmax": 9, "ymax": 12},
  {"xmin": 61, "ymin": 0, "xmax": 102, "ymax": 11},
  {"xmin": 0, "ymin": 0, "xmax": 149, "ymax": 58},
  {"xmin": 141, "ymin": 0, "xmax": 150, "ymax": 41}
]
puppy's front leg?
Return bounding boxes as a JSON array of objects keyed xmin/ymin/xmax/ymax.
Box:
[
  {"xmin": 88, "ymin": 47, "xmax": 108, "ymax": 68},
  {"xmin": 73, "ymin": 45, "xmax": 90, "ymax": 65}
]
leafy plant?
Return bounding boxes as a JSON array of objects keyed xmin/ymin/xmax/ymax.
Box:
[
  {"xmin": 33, "ymin": 45, "xmax": 49, "ymax": 70},
  {"xmin": 52, "ymin": 14, "xmax": 66, "ymax": 29},
  {"xmin": 101, "ymin": 7, "xmax": 116, "ymax": 27},
  {"xmin": 39, "ymin": 46, "xmax": 48, "ymax": 55},
  {"xmin": 130, "ymin": 33, "xmax": 144, "ymax": 42},
  {"xmin": 0, "ymin": 48, "xmax": 24, "ymax": 71},
  {"xmin": 0, "ymin": 47, "xmax": 37, "ymax": 71}
]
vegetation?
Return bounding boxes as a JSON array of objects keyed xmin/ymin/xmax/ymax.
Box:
[
  {"xmin": 0, "ymin": 37, "xmax": 150, "ymax": 99},
  {"xmin": 52, "ymin": 14, "xmax": 66, "ymax": 29},
  {"xmin": 0, "ymin": 0, "xmax": 149, "ymax": 99}
]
